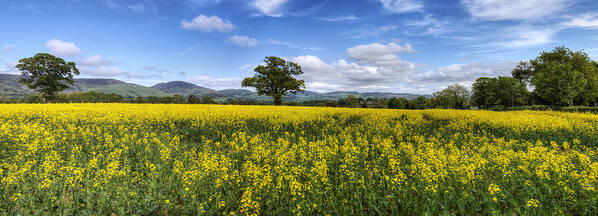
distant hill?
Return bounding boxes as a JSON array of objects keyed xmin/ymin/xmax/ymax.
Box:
[
  {"xmin": 0, "ymin": 74, "xmax": 170, "ymax": 98},
  {"xmin": 151, "ymin": 81, "xmax": 222, "ymax": 97},
  {"xmin": 0, "ymin": 73, "xmax": 430, "ymax": 100}
]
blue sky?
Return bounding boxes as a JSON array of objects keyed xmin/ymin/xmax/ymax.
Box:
[{"xmin": 1, "ymin": 0, "xmax": 598, "ymax": 93}]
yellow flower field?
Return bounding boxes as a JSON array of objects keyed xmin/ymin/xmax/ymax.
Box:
[{"xmin": 0, "ymin": 104, "xmax": 597, "ymax": 215}]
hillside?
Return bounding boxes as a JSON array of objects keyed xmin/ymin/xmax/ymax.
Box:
[
  {"xmin": 0, "ymin": 73, "xmax": 430, "ymax": 100},
  {"xmin": 0, "ymin": 74, "xmax": 170, "ymax": 98},
  {"xmin": 151, "ymin": 81, "xmax": 222, "ymax": 97}
]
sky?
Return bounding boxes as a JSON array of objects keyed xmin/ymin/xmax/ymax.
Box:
[{"xmin": 1, "ymin": 0, "xmax": 598, "ymax": 94}]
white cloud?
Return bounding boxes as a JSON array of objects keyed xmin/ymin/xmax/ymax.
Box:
[
  {"xmin": 127, "ymin": 4, "xmax": 145, "ymax": 12},
  {"xmin": 488, "ymin": 25, "xmax": 559, "ymax": 48},
  {"xmin": 228, "ymin": 35, "xmax": 259, "ymax": 47},
  {"xmin": 265, "ymin": 39, "xmax": 324, "ymax": 51},
  {"xmin": 238, "ymin": 64, "xmax": 253, "ymax": 71},
  {"xmin": 315, "ymin": 15, "xmax": 359, "ymax": 22},
  {"xmin": 345, "ymin": 25, "xmax": 397, "ymax": 38},
  {"xmin": 45, "ymin": 39, "xmax": 82, "ymax": 57},
  {"xmin": 189, "ymin": 75, "xmax": 242, "ymax": 89},
  {"xmin": 293, "ymin": 54, "xmax": 417, "ymax": 91},
  {"xmin": 565, "ymin": 13, "xmax": 598, "ymax": 29},
  {"xmin": 180, "ymin": 15, "xmax": 234, "ymax": 33},
  {"xmin": 0, "ymin": 61, "xmax": 19, "ymax": 75},
  {"xmin": 79, "ymin": 55, "xmax": 115, "ymax": 66},
  {"xmin": 414, "ymin": 61, "xmax": 518, "ymax": 84},
  {"xmin": 406, "ymin": 14, "xmax": 450, "ymax": 35},
  {"xmin": 187, "ymin": 0, "xmax": 221, "ymax": 7},
  {"xmin": 346, "ymin": 42, "xmax": 416, "ymax": 66},
  {"xmin": 251, "ymin": 0, "xmax": 289, "ymax": 17},
  {"xmin": 460, "ymin": 0, "xmax": 574, "ymax": 21},
  {"xmin": 79, "ymin": 65, "xmax": 126, "ymax": 76},
  {"xmin": 379, "ymin": 0, "xmax": 423, "ymax": 13},
  {"xmin": 1, "ymin": 44, "xmax": 16, "ymax": 52}
]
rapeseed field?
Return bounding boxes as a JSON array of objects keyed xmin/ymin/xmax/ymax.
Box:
[{"xmin": 0, "ymin": 104, "xmax": 596, "ymax": 215}]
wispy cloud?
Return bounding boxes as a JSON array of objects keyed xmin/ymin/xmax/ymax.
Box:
[
  {"xmin": 250, "ymin": 0, "xmax": 289, "ymax": 17},
  {"xmin": 228, "ymin": 35, "xmax": 259, "ymax": 47},
  {"xmin": 379, "ymin": 0, "xmax": 423, "ymax": 13},
  {"xmin": 265, "ymin": 39, "xmax": 324, "ymax": 51},
  {"xmin": 314, "ymin": 14, "xmax": 359, "ymax": 22},
  {"xmin": 1, "ymin": 44, "xmax": 16, "ymax": 52},
  {"xmin": 344, "ymin": 25, "xmax": 397, "ymax": 38},
  {"xmin": 460, "ymin": 0, "xmax": 574, "ymax": 21}
]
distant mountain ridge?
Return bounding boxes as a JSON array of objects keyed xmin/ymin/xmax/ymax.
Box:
[{"xmin": 0, "ymin": 73, "xmax": 431, "ymax": 100}]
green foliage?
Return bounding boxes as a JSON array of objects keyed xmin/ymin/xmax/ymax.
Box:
[
  {"xmin": 432, "ymin": 84, "xmax": 470, "ymax": 109},
  {"xmin": 511, "ymin": 61, "xmax": 533, "ymax": 84},
  {"xmin": 55, "ymin": 91, "xmax": 124, "ymax": 103},
  {"xmin": 513, "ymin": 46, "xmax": 597, "ymax": 107},
  {"xmin": 472, "ymin": 76, "xmax": 529, "ymax": 108},
  {"xmin": 16, "ymin": 53, "xmax": 80, "ymax": 101},
  {"xmin": 242, "ymin": 56, "xmax": 306, "ymax": 105},
  {"xmin": 201, "ymin": 96, "xmax": 215, "ymax": 104}
]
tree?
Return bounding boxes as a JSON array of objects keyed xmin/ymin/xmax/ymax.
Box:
[
  {"xmin": 187, "ymin": 95, "xmax": 200, "ymax": 104},
  {"xmin": 472, "ymin": 77, "xmax": 529, "ymax": 108},
  {"xmin": 432, "ymin": 84, "xmax": 470, "ymax": 109},
  {"xmin": 524, "ymin": 47, "xmax": 595, "ymax": 107},
  {"xmin": 242, "ymin": 56, "xmax": 305, "ymax": 105},
  {"xmin": 201, "ymin": 96, "xmax": 215, "ymax": 104},
  {"xmin": 511, "ymin": 61, "xmax": 533, "ymax": 84},
  {"xmin": 16, "ymin": 53, "xmax": 80, "ymax": 101}
]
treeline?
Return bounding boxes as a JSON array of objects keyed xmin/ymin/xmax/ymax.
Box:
[
  {"xmin": 426, "ymin": 46, "xmax": 598, "ymax": 110},
  {"xmin": 0, "ymin": 91, "xmax": 442, "ymax": 109}
]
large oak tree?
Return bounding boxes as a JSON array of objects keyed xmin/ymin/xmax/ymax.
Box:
[
  {"xmin": 242, "ymin": 56, "xmax": 305, "ymax": 105},
  {"xmin": 16, "ymin": 53, "xmax": 80, "ymax": 101}
]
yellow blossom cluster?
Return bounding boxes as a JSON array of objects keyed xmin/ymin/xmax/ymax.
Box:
[{"xmin": 0, "ymin": 104, "xmax": 596, "ymax": 215}]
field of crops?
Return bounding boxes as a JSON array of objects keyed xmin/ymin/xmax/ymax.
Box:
[{"xmin": 0, "ymin": 104, "xmax": 597, "ymax": 215}]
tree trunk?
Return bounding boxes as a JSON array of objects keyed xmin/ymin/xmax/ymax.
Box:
[{"xmin": 273, "ymin": 95, "xmax": 283, "ymax": 105}]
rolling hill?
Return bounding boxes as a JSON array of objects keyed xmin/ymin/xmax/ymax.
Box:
[
  {"xmin": 0, "ymin": 74, "xmax": 170, "ymax": 98},
  {"xmin": 0, "ymin": 73, "xmax": 430, "ymax": 100},
  {"xmin": 151, "ymin": 81, "xmax": 222, "ymax": 97}
]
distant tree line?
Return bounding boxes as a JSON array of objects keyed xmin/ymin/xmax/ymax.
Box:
[{"xmin": 8, "ymin": 47, "xmax": 598, "ymax": 111}]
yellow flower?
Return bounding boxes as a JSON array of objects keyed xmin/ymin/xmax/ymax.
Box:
[{"xmin": 526, "ymin": 198, "xmax": 540, "ymax": 208}]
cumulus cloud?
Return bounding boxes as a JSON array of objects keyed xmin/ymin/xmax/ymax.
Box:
[
  {"xmin": 565, "ymin": 13, "xmax": 598, "ymax": 29},
  {"xmin": 251, "ymin": 0, "xmax": 289, "ymax": 17},
  {"xmin": 289, "ymin": 42, "xmax": 417, "ymax": 90},
  {"xmin": 180, "ymin": 15, "xmax": 234, "ymax": 33},
  {"xmin": 228, "ymin": 35, "xmax": 259, "ymax": 47},
  {"xmin": 1, "ymin": 44, "xmax": 16, "ymax": 52},
  {"xmin": 379, "ymin": 0, "xmax": 423, "ymax": 13},
  {"xmin": 79, "ymin": 55, "xmax": 115, "ymax": 66},
  {"xmin": 45, "ymin": 39, "xmax": 82, "ymax": 57},
  {"xmin": 460, "ymin": 0, "xmax": 574, "ymax": 21},
  {"xmin": 346, "ymin": 42, "xmax": 416, "ymax": 66},
  {"xmin": 414, "ymin": 61, "xmax": 518, "ymax": 84}
]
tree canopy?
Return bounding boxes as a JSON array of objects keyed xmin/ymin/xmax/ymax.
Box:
[
  {"xmin": 472, "ymin": 76, "xmax": 529, "ymax": 108},
  {"xmin": 242, "ymin": 56, "xmax": 305, "ymax": 105},
  {"xmin": 16, "ymin": 53, "xmax": 80, "ymax": 101},
  {"xmin": 432, "ymin": 84, "xmax": 470, "ymax": 109},
  {"xmin": 512, "ymin": 46, "xmax": 597, "ymax": 107}
]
